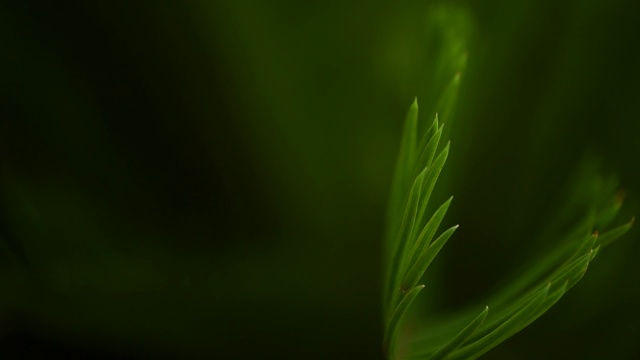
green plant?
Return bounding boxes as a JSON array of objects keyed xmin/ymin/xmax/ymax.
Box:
[{"xmin": 382, "ymin": 93, "xmax": 633, "ymax": 359}]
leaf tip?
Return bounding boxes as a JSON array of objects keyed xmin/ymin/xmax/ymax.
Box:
[
  {"xmin": 479, "ymin": 305, "xmax": 489, "ymax": 319},
  {"xmin": 440, "ymin": 141, "xmax": 451, "ymax": 156}
]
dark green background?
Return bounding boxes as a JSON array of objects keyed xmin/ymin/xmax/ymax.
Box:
[{"xmin": 1, "ymin": 0, "xmax": 639, "ymax": 358}]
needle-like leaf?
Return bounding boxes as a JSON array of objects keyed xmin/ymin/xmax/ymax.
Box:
[
  {"xmin": 406, "ymin": 197, "xmax": 453, "ymax": 272},
  {"xmin": 384, "ymin": 285, "xmax": 425, "ymax": 359},
  {"xmin": 428, "ymin": 306, "xmax": 489, "ymax": 360},
  {"xmin": 597, "ymin": 218, "xmax": 634, "ymax": 247},
  {"xmin": 401, "ymin": 224, "xmax": 459, "ymax": 292}
]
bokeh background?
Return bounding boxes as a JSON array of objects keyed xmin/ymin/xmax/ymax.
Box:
[{"xmin": 1, "ymin": 0, "xmax": 639, "ymax": 358}]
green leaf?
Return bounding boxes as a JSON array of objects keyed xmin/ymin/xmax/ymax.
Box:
[
  {"xmin": 449, "ymin": 284, "xmax": 552, "ymax": 360},
  {"xmin": 413, "ymin": 143, "xmax": 450, "ymax": 234},
  {"xmin": 434, "ymin": 72, "xmax": 461, "ymax": 127},
  {"xmin": 387, "ymin": 98, "xmax": 420, "ymax": 248},
  {"xmin": 427, "ymin": 306, "xmax": 489, "ymax": 360},
  {"xmin": 415, "ymin": 117, "xmax": 443, "ymax": 177},
  {"xmin": 416, "ymin": 114, "xmax": 439, "ymax": 162},
  {"xmin": 597, "ymin": 218, "xmax": 634, "ymax": 247},
  {"xmin": 386, "ymin": 168, "xmax": 428, "ymax": 314},
  {"xmin": 406, "ymin": 197, "xmax": 453, "ymax": 272},
  {"xmin": 401, "ymin": 224, "xmax": 459, "ymax": 292},
  {"xmin": 384, "ymin": 285, "xmax": 425, "ymax": 359}
]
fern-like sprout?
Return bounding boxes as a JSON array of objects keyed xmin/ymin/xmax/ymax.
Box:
[{"xmin": 383, "ymin": 95, "xmax": 633, "ymax": 360}]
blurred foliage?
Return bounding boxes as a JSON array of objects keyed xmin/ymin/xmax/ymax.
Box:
[{"xmin": 1, "ymin": 0, "xmax": 640, "ymax": 359}]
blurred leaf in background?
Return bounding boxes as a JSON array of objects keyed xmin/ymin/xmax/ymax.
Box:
[{"xmin": 1, "ymin": 0, "xmax": 639, "ymax": 359}]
